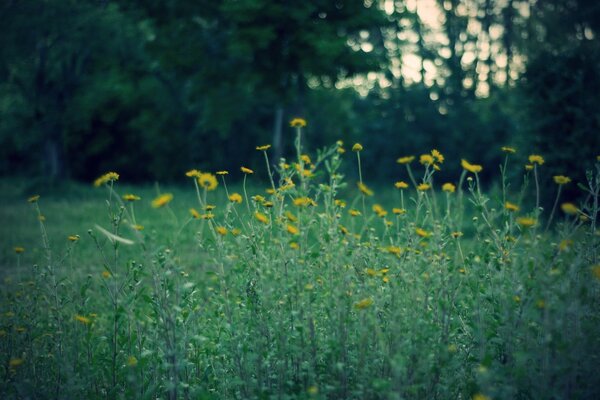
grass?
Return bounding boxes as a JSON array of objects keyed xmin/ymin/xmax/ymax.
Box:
[{"xmin": 1, "ymin": 133, "xmax": 599, "ymax": 400}]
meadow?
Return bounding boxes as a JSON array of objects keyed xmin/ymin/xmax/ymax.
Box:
[{"xmin": 1, "ymin": 123, "xmax": 599, "ymax": 400}]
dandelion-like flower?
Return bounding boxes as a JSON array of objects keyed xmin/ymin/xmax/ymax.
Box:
[
  {"xmin": 290, "ymin": 118, "xmax": 307, "ymax": 127},
  {"xmin": 354, "ymin": 298, "xmax": 373, "ymax": 310},
  {"xmin": 185, "ymin": 169, "xmax": 201, "ymax": 178},
  {"xmin": 151, "ymin": 193, "xmax": 173, "ymax": 208},
  {"xmin": 501, "ymin": 146, "xmax": 516, "ymax": 153},
  {"xmin": 190, "ymin": 208, "xmax": 200, "ymax": 219},
  {"xmin": 216, "ymin": 226, "xmax": 228, "ymax": 236},
  {"xmin": 504, "ymin": 201, "xmax": 520, "ymax": 212},
  {"xmin": 396, "ymin": 156, "xmax": 415, "ymax": 164},
  {"xmin": 442, "ymin": 183, "xmax": 455, "ymax": 193},
  {"xmin": 229, "ymin": 193, "xmax": 243, "ymax": 203},
  {"xmin": 516, "ymin": 217, "xmax": 536, "ymax": 228},
  {"xmin": 461, "ymin": 159, "xmax": 482, "ymax": 173},
  {"xmin": 14, "ymin": 246, "xmax": 25, "ymax": 254},
  {"xmin": 395, "ymin": 181, "xmax": 409, "ymax": 189},
  {"xmin": 286, "ymin": 224, "xmax": 299, "ymax": 235},
  {"xmin": 198, "ymin": 173, "xmax": 218, "ymax": 191},
  {"xmin": 528, "ymin": 154, "xmax": 545, "ymax": 165},
  {"xmin": 75, "ymin": 315, "xmax": 91, "ymax": 325},
  {"xmin": 93, "ymin": 172, "xmax": 119, "ymax": 187},
  {"xmin": 417, "ymin": 183, "xmax": 431, "ymax": 191},
  {"xmin": 123, "ymin": 194, "xmax": 141, "ymax": 202},
  {"xmin": 241, "ymin": 166, "xmax": 254, "ymax": 174},
  {"xmin": 352, "ymin": 143, "xmax": 363, "ymax": 152},
  {"xmin": 553, "ymin": 175, "xmax": 571, "ymax": 185},
  {"xmin": 27, "ymin": 195, "xmax": 40, "ymax": 203},
  {"xmin": 255, "ymin": 212, "xmax": 269, "ymax": 224},
  {"xmin": 293, "ymin": 197, "xmax": 317, "ymax": 207},
  {"xmin": 357, "ymin": 182, "xmax": 374, "ymax": 196},
  {"xmin": 392, "ymin": 208, "xmax": 406, "ymax": 215},
  {"xmin": 561, "ymin": 202, "xmax": 579, "ymax": 215},
  {"xmin": 419, "ymin": 154, "xmax": 434, "ymax": 165},
  {"xmin": 216, "ymin": 171, "xmax": 228, "ymax": 175},
  {"xmin": 415, "ymin": 227, "xmax": 430, "ymax": 238},
  {"xmin": 68, "ymin": 235, "xmax": 80, "ymax": 242},
  {"xmin": 349, "ymin": 209, "xmax": 361, "ymax": 217},
  {"xmin": 431, "ymin": 149, "xmax": 444, "ymax": 164},
  {"xmin": 256, "ymin": 145, "xmax": 271, "ymax": 151}
]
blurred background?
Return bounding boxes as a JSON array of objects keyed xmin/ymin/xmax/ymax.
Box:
[{"xmin": 1, "ymin": 0, "xmax": 599, "ymax": 188}]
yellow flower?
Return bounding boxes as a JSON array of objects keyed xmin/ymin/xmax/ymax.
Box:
[
  {"xmin": 286, "ymin": 224, "xmax": 299, "ymax": 235},
  {"xmin": 431, "ymin": 149, "xmax": 444, "ymax": 163},
  {"xmin": 553, "ymin": 175, "xmax": 571, "ymax": 185},
  {"xmin": 395, "ymin": 181, "xmax": 409, "ymax": 189},
  {"xmin": 505, "ymin": 201, "xmax": 520, "ymax": 212},
  {"xmin": 151, "ymin": 193, "xmax": 173, "ymax": 208},
  {"xmin": 290, "ymin": 242, "xmax": 300, "ymax": 250},
  {"xmin": 372, "ymin": 204, "xmax": 387, "ymax": 217},
  {"xmin": 528, "ymin": 154, "xmax": 544, "ymax": 165},
  {"xmin": 396, "ymin": 156, "xmax": 415, "ymax": 164},
  {"xmin": 256, "ymin": 144, "xmax": 271, "ymax": 151},
  {"xmin": 102, "ymin": 270, "xmax": 111, "ymax": 278},
  {"xmin": 293, "ymin": 197, "xmax": 317, "ymax": 207},
  {"xmin": 190, "ymin": 208, "xmax": 201, "ymax": 219},
  {"xmin": 442, "ymin": 183, "xmax": 455, "ymax": 193},
  {"xmin": 516, "ymin": 217, "xmax": 536, "ymax": 228},
  {"xmin": 280, "ymin": 212, "xmax": 296, "ymax": 224},
  {"xmin": 461, "ymin": 159, "xmax": 482, "ymax": 173},
  {"xmin": 525, "ymin": 164, "xmax": 534, "ymax": 171},
  {"xmin": 349, "ymin": 209, "xmax": 361, "ymax": 217},
  {"xmin": 419, "ymin": 154, "xmax": 434, "ymax": 165},
  {"xmin": 357, "ymin": 182, "xmax": 373, "ymax": 196},
  {"xmin": 300, "ymin": 154, "xmax": 311, "ymax": 164},
  {"xmin": 352, "ymin": 143, "xmax": 363, "ymax": 152},
  {"xmin": 290, "ymin": 118, "xmax": 307, "ymax": 127},
  {"xmin": 198, "ymin": 173, "xmax": 218, "ymax": 191},
  {"xmin": 75, "ymin": 314, "xmax": 91, "ymax": 325},
  {"xmin": 127, "ymin": 355, "xmax": 138, "ymax": 367},
  {"xmin": 451, "ymin": 231, "xmax": 463, "ymax": 238},
  {"xmin": 417, "ymin": 183, "xmax": 430, "ymax": 191},
  {"xmin": 133, "ymin": 224, "xmax": 144, "ymax": 231},
  {"xmin": 9, "ymin": 358, "xmax": 24, "ymax": 368},
  {"xmin": 392, "ymin": 208, "xmax": 406, "ymax": 215},
  {"xmin": 14, "ymin": 247, "xmax": 25, "ymax": 254},
  {"xmin": 255, "ymin": 212, "xmax": 269, "ymax": 224},
  {"xmin": 386, "ymin": 246, "xmax": 402, "ymax": 255},
  {"xmin": 415, "ymin": 228, "xmax": 430, "ymax": 238},
  {"xmin": 205, "ymin": 204, "xmax": 216, "ymax": 211},
  {"xmin": 354, "ymin": 298, "xmax": 373, "ymax": 310},
  {"xmin": 561, "ymin": 202, "xmax": 579, "ymax": 215},
  {"xmin": 334, "ymin": 199, "xmax": 347, "ymax": 208},
  {"xmin": 216, "ymin": 170, "xmax": 229, "ymax": 175},
  {"xmin": 338, "ymin": 224, "xmax": 349, "ymax": 235},
  {"xmin": 93, "ymin": 172, "xmax": 119, "ymax": 187},
  {"xmin": 229, "ymin": 193, "xmax": 243, "ymax": 203},
  {"xmin": 123, "ymin": 194, "xmax": 141, "ymax": 202},
  {"xmin": 27, "ymin": 194, "xmax": 40, "ymax": 203},
  {"xmin": 201, "ymin": 213, "xmax": 214, "ymax": 220},
  {"xmin": 231, "ymin": 228, "xmax": 241, "ymax": 236},
  {"xmin": 68, "ymin": 235, "xmax": 80, "ymax": 242},
  {"xmin": 216, "ymin": 226, "xmax": 228, "ymax": 236},
  {"xmin": 241, "ymin": 166, "xmax": 254, "ymax": 174},
  {"xmin": 185, "ymin": 169, "xmax": 201, "ymax": 178},
  {"xmin": 501, "ymin": 146, "xmax": 516, "ymax": 153}
]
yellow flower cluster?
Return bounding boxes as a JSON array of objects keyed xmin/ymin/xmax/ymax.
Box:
[{"xmin": 93, "ymin": 172, "xmax": 119, "ymax": 187}]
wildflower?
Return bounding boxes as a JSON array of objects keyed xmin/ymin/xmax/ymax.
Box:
[
  {"xmin": 300, "ymin": 154, "xmax": 311, "ymax": 164},
  {"xmin": 102, "ymin": 270, "xmax": 111, "ymax": 278},
  {"xmin": 431, "ymin": 149, "xmax": 444, "ymax": 163},
  {"xmin": 255, "ymin": 212, "xmax": 269, "ymax": 225},
  {"xmin": 216, "ymin": 170, "xmax": 228, "ymax": 175},
  {"xmin": 293, "ymin": 197, "xmax": 317, "ymax": 207},
  {"xmin": 461, "ymin": 159, "xmax": 482, "ymax": 173},
  {"xmin": 553, "ymin": 175, "xmax": 571, "ymax": 185},
  {"xmin": 277, "ymin": 213, "xmax": 295, "ymax": 226},
  {"xmin": 337, "ymin": 147, "xmax": 346, "ymax": 154},
  {"xmin": 505, "ymin": 202, "xmax": 520, "ymax": 212},
  {"xmin": 290, "ymin": 242, "xmax": 300, "ymax": 250},
  {"xmin": 123, "ymin": 194, "xmax": 141, "ymax": 202},
  {"xmin": 286, "ymin": 224, "xmax": 299, "ymax": 235},
  {"xmin": 127, "ymin": 356, "xmax": 138, "ymax": 367},
  {"xmin": 93, "ymin": 172, "xmax": 119, "ymax": 187},
  {"xmin": 256, "ymin": 144, "xmax": 271, "ymax": 151},
  {"xmin": 229, "ymin": 193, "xmax": 243, "ymax": 203},
  {"xmin": 528, "ymin": 154, "xmax": 545, "ymax": 165},
  {"xmin": 392, "ymin": 208, "xmax": 406, "ymax": 215},
  {"xmin": 133, "ymin": 224, "xmax": 144, "ymax": 231},
  {"xmin": 395, "ymin": 181, "xmax": 409, "ymax": 189},
  {"xmin": 357, "ymin": 182, "xmax": 373, "ymax": 196},
  {"xmin": 27, "ymin": 195, "xmax": 40, "ymax": 203},
  {"xmin": 216, "ymin": 226, "xmax": 228, "ymax": 236},
  {"xmin": 352, "ymin": 143, "xmax": 363, "ymax": 152},
  {"xmin": 415, "ymin": 228, "xmax": 430, "ymax": 238},
  {"xmin": 397, "ymin": 156, "xmax": 415, "ymax": 164},
  {"xmin": 205, "ymin": 204, "xmax": 216, "ymax": 211},
  {"xmin": 68, "ymin": 235, "xmax": 80, "ymax": 242},
  {"xmin": 451, "ymin": 231, "xmax": 463, "ymax": 238},
  {"xmin": 561, "ymin": 203, "xmax": 579, "ymax": 215},
  {"xmin": 240, "ymin": 166, "xmax": 254, "ymax": 174},
  {"xmin": 442, "ymin": 183, "xmax": 455, "ymax": 193},
  {"xmin": 185, "ymin": 169, "xmax": 201, "ymax": 178},
  {"xmin": 266, "ymin": 188, "xmax": 275, "ymax": 194},
  {"xmin": 349, "ymin": 209, "xmax": 361, "ymax": 217},
  {"xmin": 338, "ymin": 225, "xmax": 349, "ymax": 235},
  {"xmin": 354, "ymin": 298, "xmax": 373, "ymax": 310},
  {"xmin": 198, "ymin": 173, "xmax": 218, "ymax": 191},
  {"xmin": 14, "ymin": 247, "xmax": 25, "ymax": 254},
  {"xmin": 201, "ymin": 213, "xmax": 214, "ymax": 220},
  {"xmin": 372, "ymin": 204, "xmax": 387, "ymax": 217},
  {"xmin": 419, "ymin": 154, "xmax": 434, "ymax": 165},
  {"xmin": 501, "ymin": 146, "xmax": 516, "ymax": 153},
  {"xmin": 9, "ymin": 358, "xmax": 24, "ymax": 368},
  {"xmin": 231, "ymin": 228, "xmax": 241, "ymax": 236},
  {"xmin": 151, "ymin": 193, "xmax": 173, "ymax": 208},
  {"xmin": 75, "ymin": 315, "xmax": 91, "ymax": 325},
  {"xmin": 525, "ymin": 164, "xmax": 534, "ymax": 171},
  {"xmin": 386, "ymin": 246, "xmax": 402, "ymax": 255},
  {"xmin": 263, "ymin": 201, "xmax": 274, "ymax": 207},
  {"xmin": 417, "ymin": 183, "xmax": 430, "ymax": 191},
  {"xmin": 290, "ymin": 118, "xmax": 307, "ymax": 127},
  {"xmin": 516, "ymin": 217, "xmax": 536, "ymax": 228},
  {"xmin": 334, "ymin": 199, "xmax": 347, "ymax": 208}
]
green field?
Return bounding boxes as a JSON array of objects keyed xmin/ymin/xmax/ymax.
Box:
[{"xmin": 1, "ymin": 140, "xmax": 599, "ymax": 399}]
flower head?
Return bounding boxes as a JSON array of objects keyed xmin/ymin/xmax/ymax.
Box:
[
  {"xmin": 354, "ymin": 298, "xmax": 373, "ymax": 310},
  {"xmin": 417, "ymin": 183, "xmax": 431, "ymax": 191},
  {"xmin": 286, "ymin": 224, "xmax": 299, "ymax": 235},
  {"xmin": 198, "ymin": 173, "xmax": 218, "ymax": 191},
  {"xmin": 254, "ymin": 211, "xmax": 269, "ymax": 225},
  {"xmin": 419, "ymin": 154, "xmax": 434, "ymax": 166},
  {"xmin": 229, "ymin": 193, "xmax": 243, "ymax": 203},
  {"xmin": 415, "ymin": 227, "xmax": 430, "ymax": 238},
  {"xmin": 256, "ymin": 144, "xmax": 271, "ymax": 151},
  {"xmin": 352, "ymin": 143, "xmax": 363, "ymax": 152},
  {"xmin": 68, "ymin": 235, "xmax": 80, "ymax": 242},
  {"xmin": 93, "ymin": 172, "xmax": 119, "ymax": 187},
  {"xmin": 27, "ymin": 195, "xmax": 40, "ymax": 203},
  {"xmin": 151, "ymin": 193, "xmax": 173, "ymax": 208},
  {"xmin": 397, "ymin": 156, "xmax": 415, "ymax": 164},
  {"xmin": 190, "ymin": 208, "xmax": 200, "ymax": 219},
  {"xmin": 553, "ymin": 175, "xmax": 571, "ymax": 185},
  {"xmin": 516, "ymin": 217, "xmax": 536, "ymax": 228},
  {"xmin": 357, "ymin": 182, "xmax": 374, "ymax": 196},
  {"xmin": 561, "ymin": 202, "xmax": 579, "ymax": 215},
  {"xmin": 431, "ymin": 149, "xmax": 444, "ymax": 164},
  {"xmin": 185, "ymin": 169, "xmax": 201, "ymax": 178},
  {"xmin": 14, "ymin": 246, "xmax": 25, "ymax": 254},
  {"xmin": 501, "ymin": 146, "xmax": 516, "ymax": 154},
  {"xmin": 461, "ymin": 159, "xmax": 483, "ymax": 173},
  {"xmin": 75, "ymin": 315, "xmax": 91, "ymax": 325},
  {"xmin": 505, "ymin": 201, "xmax": 520, "ymax": 212},
  {"xmin": 216, "ymin": 171, "xmax": 229, "ymax": 175},
  {"xmin": 442, "ymin": 183, "xmax": 455, "ymax": 193},
  {"xmin": 241, "ymin": 166, "xmax": 254, "ymax": 174},
  {"xmin": 216, "ymin": 226, "xmax": 228, "ymax": 236},
  {"xmin": 123, "ymin": 194, "xmax": 141, "ymax": 202},
  {"xmin": 395, "ymin": 181, "xmax": 409, "ymax": 189},
  {"xmin": 528, "ymin": 154, "xmax": 545, "ymax": 165},
  {"xmin": 290, "ymin": 118, "xmax": 307, "ymax": 127}
]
